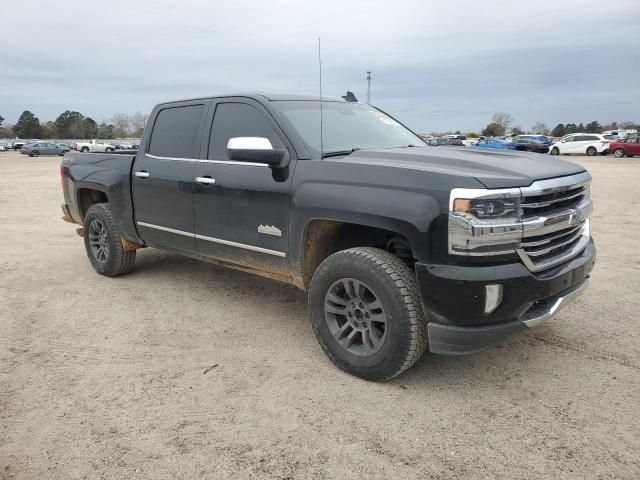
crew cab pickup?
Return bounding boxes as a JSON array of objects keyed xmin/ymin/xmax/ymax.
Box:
[
  {"xmin": 72, "ymin": 139, "xmax": 116, "ymax": 153},
  {"xmin": 60, "ymin": 93, "xmax": 595, "ymax": 380}
]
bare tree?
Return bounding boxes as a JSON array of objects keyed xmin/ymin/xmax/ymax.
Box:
[
  {"xmin": 111, "ymin": 113, "xmax": 131, "ymax": 138},
  {"xmin": 531, "ymin": 122, "xmax": 550, "ymax": 135},
  {"xmin": 130, "ymin": 112, "xmax": 148, "ymax": 137},
  {"xmin": 491, "ymin": 112, "xmax": 513, "ymax": 135}
]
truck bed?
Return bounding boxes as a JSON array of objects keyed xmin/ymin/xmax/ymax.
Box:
[{"xmin": 61, "ymin": 151, "xmax": 140, "ymax": 243}]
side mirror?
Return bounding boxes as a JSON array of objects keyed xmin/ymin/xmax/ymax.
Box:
[{"xmin": 227, "ymin": 137, "xmax": 286, "ymax": 167}]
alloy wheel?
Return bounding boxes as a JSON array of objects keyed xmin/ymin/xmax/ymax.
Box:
[
  {"xmin": 324, "ymin": 278, "xmax": 387, "ymax": 357},
  {"xmin": 88, "ymin": 219, "xmax": 109, "ymax": 263}
]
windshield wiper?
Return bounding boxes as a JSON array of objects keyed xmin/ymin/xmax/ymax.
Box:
[{"xmin": 321, "ymin": 148, "xmax": 360, "ymax": 158}]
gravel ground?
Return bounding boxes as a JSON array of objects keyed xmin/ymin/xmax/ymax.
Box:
[{"xmin": 1, "ymin": 150, "xmax": 638, "ymax": 479}]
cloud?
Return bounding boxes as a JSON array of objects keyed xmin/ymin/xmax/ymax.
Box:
[{"xmin": 2, "ymin": 0, "xmax": 639, "ymax": 132}]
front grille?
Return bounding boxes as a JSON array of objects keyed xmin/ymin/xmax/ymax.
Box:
[
  {"xmin": 520, "ymin": 186, "xmax": 586, "ymax": 218},
  {"xmin": 521, "ymin": 223, "xmax": 585, "ymax": 264},
  {"xmin": 517, "ymin": 173, "xmax": 592, "ymax": 272}
]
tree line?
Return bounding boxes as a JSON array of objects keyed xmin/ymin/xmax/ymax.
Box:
[
  {"xmin": 0, "ymin": 110, "xmax": 149, "ymax": 139},
  {"xmin": 480, "ymin": 112, "xmax": 639, "ymax": 137}
]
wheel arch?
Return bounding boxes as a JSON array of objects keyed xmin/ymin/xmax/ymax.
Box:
[{"xmin": 295, "ymin": 216, "xmax": 423, "ymax": 290}]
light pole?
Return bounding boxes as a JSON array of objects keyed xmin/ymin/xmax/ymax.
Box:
[{"xmin": 366, "ymin": 71, "xmax": 372, "ymax": 104}]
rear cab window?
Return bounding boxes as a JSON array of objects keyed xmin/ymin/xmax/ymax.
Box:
[{"xmin": 148, "ymin": 104, "xmax": 205, "ymax": 159}]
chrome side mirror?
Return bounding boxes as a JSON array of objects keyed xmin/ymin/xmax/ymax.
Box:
[{"xmin": 227, "ymin": 137, "xmax": 286, "ymax": 166}]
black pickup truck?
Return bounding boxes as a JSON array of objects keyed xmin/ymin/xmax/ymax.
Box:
[{"xmin": 60, "ymin": 93, "xmax": 595, "ymax": 380}]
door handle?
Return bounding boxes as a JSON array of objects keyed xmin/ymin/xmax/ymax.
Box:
[
  {"xmin": 196, "ymin": 176, "xmax": 216, "ymax": 185},
  {"xmin": 135, "ymin": 171, "xmax": 150, "ymax": 178}
]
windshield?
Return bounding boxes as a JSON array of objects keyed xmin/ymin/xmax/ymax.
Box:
[{"xmin": 271, "ymin": 101, "xmax": 426, "ymax": 157}]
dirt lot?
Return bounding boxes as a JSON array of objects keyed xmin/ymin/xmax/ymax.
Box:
[{"xmin": 1, "ymin": 150, "xmax": 638, "ymax": 479}]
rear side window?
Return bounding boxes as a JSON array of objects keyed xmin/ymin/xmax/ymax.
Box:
[
  {"xmin": 148, "ymin": 104, "xmax": 204, "ymax": 158},
  {"xmin": 208, "ymin": 103, "xmax": 280, "ymax": 160},
  {"xmin": 584, "ymin": 135, "xmax": 599, "ymax": 141}
]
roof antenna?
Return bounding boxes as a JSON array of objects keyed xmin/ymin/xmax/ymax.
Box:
[{"xmin": 318, "ymin": 37, "xmax": 324, "ymax": 160}]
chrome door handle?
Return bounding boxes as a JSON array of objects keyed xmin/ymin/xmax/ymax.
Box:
[
  {"xmin": 196, "ymin": 176, "xmax": 216, "ymax": 185},
  {"xmin": 135, "ymin": 171, "xmax": 150, "ymax": 178}
]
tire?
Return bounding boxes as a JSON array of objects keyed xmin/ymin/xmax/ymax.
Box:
[
  {"xmin": 83, "ymin": 203, "xmax": 136, "ymax": 277},
  {"xmin": 308, "ymin": 247, "xmax": 427, "ymax": 381},
  {"xmin": 550, "ymin": 147, "xmax": 559, "ymax": 155},
  {"xmin": 106, "ymin": 148, "xmax": 114, "ymax": 152},
  {"xmin": 30, "ymin": 150, "xmax": 39, "ymax": 157},
  {"xmin": 586, "ymin": 146, "xmax": 597, "ymax": 156},
  {"xmin": 627, "ymin": 154, "xmax": 635, "ymax": 158},
  {"xmin": 614, "ymin": 148, "xmax": 625, "ymax": 158},
  {"xmin": 81, "ymin": 147, "xmax": 89, "ymax": 153}
]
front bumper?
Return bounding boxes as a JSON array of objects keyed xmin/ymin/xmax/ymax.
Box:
[{"xmin": 417, "ymin": 239, "xmax": 595, "ymax": 355}]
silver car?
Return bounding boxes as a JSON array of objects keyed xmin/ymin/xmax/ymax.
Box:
[{"xmin": 20, "ymin": 142, "xmax": 69, "ymax": 157}]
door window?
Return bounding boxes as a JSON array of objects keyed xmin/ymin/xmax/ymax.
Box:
[
  {"xmin": 208, "ymin": 103, "xmax": 280, "ymax": 160},
  {"xmin": 148, "ymin": 104, "xmax": 205, "ymax": 158}
]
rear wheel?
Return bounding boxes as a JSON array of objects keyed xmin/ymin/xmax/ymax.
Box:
[
  {"xmin": 586, "ymin": 146, "xmax": 597, "ymax": 156},
  {"xmin": 550, "ymin": 147, "xmax": 559, "ymax": 155},
  {"xmin": 308, "ymin": 247, "xmax": 427, "ymax": 381},
  {"xmin": 29, "ymin": 150, "xmax": 39, "ymax": 157},
  {"xmin": 83, "ymin": 203, "xmax": 136, "ymax": 277}
]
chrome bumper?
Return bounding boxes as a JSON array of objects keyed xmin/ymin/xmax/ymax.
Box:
[{"xmin": 522, "ymin": 278, "xmax": 590, "ymax": 328}]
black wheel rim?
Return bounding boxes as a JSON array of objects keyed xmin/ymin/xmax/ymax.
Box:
[
  {"xmin": 324, "ymin": 278, "xmax": 387, "ymax": 357},
  {"xmin": 88, "ymin": 219, "xmax": 109, "ymax": 263}
]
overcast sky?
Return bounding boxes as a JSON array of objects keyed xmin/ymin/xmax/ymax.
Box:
[{"xmin": 2, "ymin": 0, "xmax": 639, "ymax": 132}]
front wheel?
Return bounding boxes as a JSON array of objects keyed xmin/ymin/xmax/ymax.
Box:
[
  {"xmin": 308, "ymin": 247, "xmax": 427, "ymax": 381},
  {"xmin": 83, "ymin": 203, "xmax": 136, "ymax": 276},
  {"xmin": 30, "ymin": 150, "xmax": 40, "ymax": 157},
  {"xmin": 586, "ymin": 146, "xmax": 597, "ymax": 156},
  {"xmin": 81, "ymin": 147, "xmax": 89, "ymax": 152},
  {"xmin": 614, "ymin": 148, "xmax": 625, "ymax": 158},
  {"xmin": 550, "ymin": 147, "xmax": 559, "ymax": 155}
]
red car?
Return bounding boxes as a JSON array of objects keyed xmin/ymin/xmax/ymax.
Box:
[{"xmin": 610, "ymin": 136, "xmax": 640, "ymax": 158}]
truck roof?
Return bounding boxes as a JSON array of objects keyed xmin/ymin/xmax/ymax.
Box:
[{"xmin": 157, "ymin": 92, "xmax": 348, "ymax": 106}]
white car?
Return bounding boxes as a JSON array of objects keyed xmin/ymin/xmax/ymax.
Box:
[
  {"xmin": 74, "ymin": 139, "xmax": 116, "ymax": 153},
  {"xmin": 549, "ymin": 133, "xmax": 610, "ymax": 156},
  {"xmin": 0, "ymin": 142, "xmax": 7, "ymax": 151}
]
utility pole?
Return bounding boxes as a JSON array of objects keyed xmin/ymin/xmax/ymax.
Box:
[{"xmin": 366, "ymin": 71, "xmax": 372, "ymax": 104}]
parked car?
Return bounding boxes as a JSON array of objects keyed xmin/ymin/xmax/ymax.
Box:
[
  {"xmin": 511, "ymin": 137, "xmax": 550, "ymax": 153},
  {"xmin": 0, "ymin": 142, "xmax": 8, "ymax": 151},
  {"xmin": 73, "ymin": 139, "xmax": 116, "ymax": 153},
  {"xmin": 511, "ymin": 135, "xmax": 553, "ymax": 147},
  {"xmin": 609, "ymin": 135, "xmax": 640, "ymax": 158},
  {"xmin": 471, "ymin": 138, "xmax": 517, "ymax": 150},
  {"xmin": 60, "ymin": 93, "xmax": 594, "ymax": 380},
  {"xmin": 21, "ymin": 142, "xmax": 69, "ymax": 157},
  {"xmin": 11, "ymin": 140, "xmax": 26, "ymax": 150},
  {"xmin": 602, "ymin": 129, "xmax": 637, "ymax": 139},
  {"xmin": 549, "ymin": 133, "xmax": 610, "ymax": 156}
]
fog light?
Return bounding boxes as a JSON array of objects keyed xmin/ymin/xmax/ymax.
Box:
[{"xmin": 485, "ymin": 284, "xmax": 503, "ymax": 314}]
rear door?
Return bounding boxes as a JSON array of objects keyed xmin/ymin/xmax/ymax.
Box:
[
  {"xmin": 192, "ymin": 99, "xmax": 294, "ymax": 275},
  {"xmin": 132, "ymin": 100, "xmax": 210, "ymax": 252}
]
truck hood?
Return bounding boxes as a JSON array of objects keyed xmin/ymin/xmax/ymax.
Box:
[{"xmin": 337, "ymin": 146, "xmax": 586, "ymax": 188}]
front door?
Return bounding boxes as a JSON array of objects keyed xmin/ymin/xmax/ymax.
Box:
[
  {"xmin": 193, "ymin": 100, "xmax": 294, "ymax": 276},
  {"xmin": 133, "ymin": 101, "xmax": 209, "ymax": 252},
  {"xmin": 627, "ymin": 136, "xmax": 640, "ymax": 155}
]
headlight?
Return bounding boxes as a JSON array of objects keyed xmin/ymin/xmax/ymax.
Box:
[
  {"xmin": 448, "ymin": 187, "xmax": 523, "ymax": 256},
  {"xmin": 453, "ymin": 197, "xmax": 519, "ymax": 219}
]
